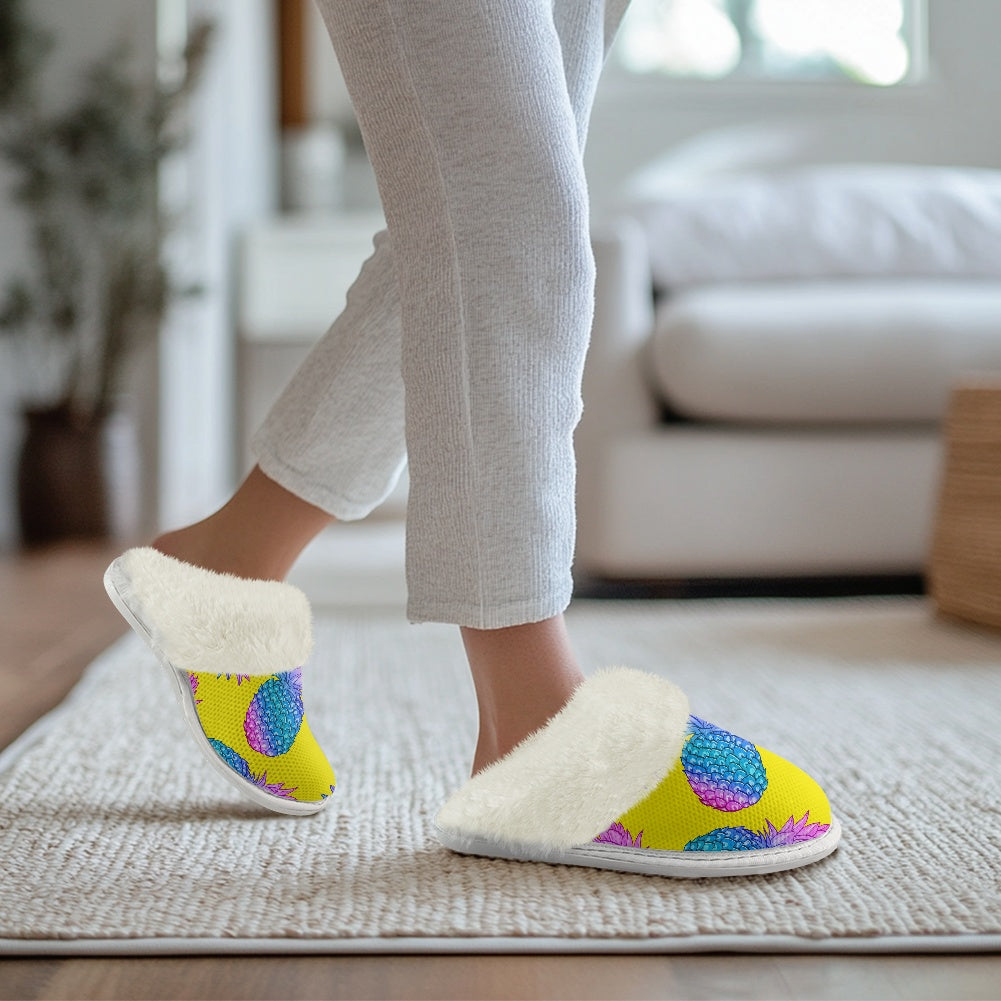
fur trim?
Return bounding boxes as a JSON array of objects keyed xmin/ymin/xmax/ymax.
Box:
[
  {"xmin": 436, "ymin": 667, "xmax": 690, "ymax": 851},
  {"xmin": 113, "ymin": 547, "xmax": 312, "ymax": 676}
]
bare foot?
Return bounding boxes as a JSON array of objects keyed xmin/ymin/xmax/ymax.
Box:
[
  {"xmin": 151, "ymin": 520, "xmax": 278, "ymax": 580},
  {"xmin": 150, "ymin": 465, "xmax": 334, "ymax": 582}
]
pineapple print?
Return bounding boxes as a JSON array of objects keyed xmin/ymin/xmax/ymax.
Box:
[
  {"xmin": 184, "ymin": 668, "xmax": 335, "ymax": 805},
  {"xmin": 208, "ymin": 737, "xmax": 252, "ymax": 779},
  {"xmin": 244, "ymin": 668, "xmax": 305, "ymax": 756},
  {"xmin": 685, "ymin": 812, "xmax": 830, "ymax": 852},
  {"xmin": 681, "ymin": 715, "xmax": 768, "ymax": 812},
  {"xmin": 207, "ymin": 738, "xmax": 298, "ymax": 799}
]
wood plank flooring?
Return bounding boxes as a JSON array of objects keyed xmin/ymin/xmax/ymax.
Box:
[
  {"xmin": 1, "ymin": 542, "xmax": 998, "ymax": 1001},
  {"xmin": 0, "ymin": 541, "xmax": 127, "ymax": 751}
]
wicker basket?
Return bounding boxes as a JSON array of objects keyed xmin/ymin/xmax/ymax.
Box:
[{"xmin": 929, "ymin": 383, "xmax": 1001, "ymax": 628}]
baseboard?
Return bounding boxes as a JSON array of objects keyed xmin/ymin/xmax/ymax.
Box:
[{"xmin": 572, "ymin": 574, "xmax": 926, "ymax": 601}]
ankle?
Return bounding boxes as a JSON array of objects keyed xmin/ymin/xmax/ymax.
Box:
[
  {"xmin": 472, "ymin": 682, "xmax": 579, "ymax": 770},
  {"xmin": 462, "ymin": 615, "xmax": 584, "ymax": 774},
  {"xmin": 471, "ymin": 718, "xmax": 500, "ymax": 775}
]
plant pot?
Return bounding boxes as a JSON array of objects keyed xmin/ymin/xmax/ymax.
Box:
[{"xmin": 17, "ymin": 404, "xmax": 111, "ymax": 545}]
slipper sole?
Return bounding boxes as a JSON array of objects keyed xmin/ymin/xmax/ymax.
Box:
[{"xmin": 436, "ymin": 815, "xmax": 841, "ymax": 878}]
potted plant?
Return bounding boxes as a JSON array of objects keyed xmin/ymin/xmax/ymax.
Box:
[{"xmin": 0, "ymin": 0, "xmax": 212, "ymax": 545}]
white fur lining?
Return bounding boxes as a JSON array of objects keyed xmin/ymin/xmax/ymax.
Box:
[
  {"xmin": 436, "ymin": 668, "xmax": 690, "ymax": 851},
  {"xmin": 112, "ymin": 547, "xmax": 313, "ymax": 676}
]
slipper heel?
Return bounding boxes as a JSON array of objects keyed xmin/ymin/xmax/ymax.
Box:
[
  {"xmin": 435, "ymin": 667, "xmax": 839, "ymax": 877},
  {"xmin": 104, "ymin": 547, "xmax": 336, "ymax": 816}
]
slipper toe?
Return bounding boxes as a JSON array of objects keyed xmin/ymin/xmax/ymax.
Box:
[
  {"xmin": 188, "ymin": 668, "xmax": 336, "ymax": 808},
  {"xmin": 601, "ymin": 715, "xmax": 833, "ymax": 857}
]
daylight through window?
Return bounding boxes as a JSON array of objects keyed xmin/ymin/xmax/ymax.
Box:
[{"xmin": 614, "ymin": 0, "xmax": 923, "ymax": 86}]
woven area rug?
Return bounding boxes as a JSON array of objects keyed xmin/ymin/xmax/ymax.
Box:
[{"xmin": 2, "ymin": 597, "xmax": 1000, "ymax": 955}]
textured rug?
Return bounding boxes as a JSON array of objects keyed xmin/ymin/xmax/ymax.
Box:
[{"xmin": 2, "ymin": 597, "xmax": 1000, "ymax": 955}]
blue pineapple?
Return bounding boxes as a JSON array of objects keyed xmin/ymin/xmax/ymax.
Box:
[
  {"xmin": 244, "ymin": 668, "xmax": 304, "ymax": 757},
  {"xmin": 681, "ymin": 716, "xmax": 768, "ymax": 812},
  {"xmin": 686, "ymin": 813, "xmax": 830, "ymax": 852},
  {"xmin": 208, "ymin": 738, "xmax": 252, "ymax": 779}
]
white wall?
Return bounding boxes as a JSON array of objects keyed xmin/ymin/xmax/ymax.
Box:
[
  {"xmin": 0, "ymin": 0, "xmax": 159, "ymax": 552},
  {"xmin": 157, "ymin": 0, "xmax": 278, "ymax": 532},
  {"xmin": 585, "ymin": 0, "xmax": 1001, "ymax": 218},
  {"xmin": 0, "ymin": 0, "xmax": 277, "ymax": 551}
]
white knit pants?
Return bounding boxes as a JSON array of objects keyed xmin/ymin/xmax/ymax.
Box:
[{"xmin": 251, "ymin": 1, "xmax": 629, "ymax": 628}]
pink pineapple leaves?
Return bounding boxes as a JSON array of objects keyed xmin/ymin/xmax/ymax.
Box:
[{"xmin": 594, "ymin": 822, "xmax": 644, "ymax": 848}]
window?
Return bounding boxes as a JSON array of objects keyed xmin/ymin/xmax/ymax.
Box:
[{"xmin": 613, "ymin": 0, "xmax": 925, "ymax": 86}]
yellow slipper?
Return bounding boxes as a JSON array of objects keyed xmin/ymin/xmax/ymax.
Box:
[
  {"xmin": 435, "ymin": 668, "xmax": 839, "ymax": 877},
  {"xmin": 104, "ymin": 547, "xmax": 336, "ymax": 816}
]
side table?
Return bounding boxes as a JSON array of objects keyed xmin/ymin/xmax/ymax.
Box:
[{"xmin": 929, "ymin": 383, "xmax": 1001, "ymax": 629}]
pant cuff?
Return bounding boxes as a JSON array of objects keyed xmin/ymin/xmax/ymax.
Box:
[
  {"xmin": 406, "ymin": 591, "xmax": 572, "ymax": 629},
  {"xmin": 251, "ymin": 435, "xmax": 393, "ymax": 523}
]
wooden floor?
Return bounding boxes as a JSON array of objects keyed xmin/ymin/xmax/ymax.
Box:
[
  {"xmin": 0, "ymin": 541, "xmax": 128, "ymax": 753},
  {"xmin": 1, "ymin": 542, "xmax": 998, "ymax": 1001}
]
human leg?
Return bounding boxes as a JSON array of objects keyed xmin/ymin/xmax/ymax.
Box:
[
  {"xmin": 158, "ymin": 0, "xmax": 630, "ymax": 582},
  {"xmin": 462, "ymin": 616, "xmax": 582, "ymax": 774},
  {"xmin": 192, "ymin": 0, "xmax": 626, "ymax": 757},
  {"xmin": 307, "ymin": 0, "xmax": 623, "ymax": 768},
  {"xmin": 307, "ymin": 1, "xmax": 632, "ymax": 630},
  {"xmin": 452, "ymin": 0, "xmax": 631, "ymax": 769},
  {"xmin": 149, "ymin": 0, "xmax": 631, "ymax": 777}
]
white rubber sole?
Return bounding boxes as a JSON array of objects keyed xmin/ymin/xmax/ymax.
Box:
[
  {"xmin": 103, "ymin": 557, "xmax": 329, "ymax": 817},
  {"xmin": 435, "ymin": 816, "xmax": 842, "ymax": 878}
]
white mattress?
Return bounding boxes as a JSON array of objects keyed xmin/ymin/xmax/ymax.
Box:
[{"xmin": 649, "ymin": 280, "xmax": 1001, "ymax": 423}]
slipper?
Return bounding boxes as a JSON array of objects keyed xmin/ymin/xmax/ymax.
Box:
[
  {"xmin": 435, "ymin": 668, "xmax": 840, "ymax": 877},
  {"xmin": 103, "ymin": 547, "xmax": 336, "ymax": 816}
]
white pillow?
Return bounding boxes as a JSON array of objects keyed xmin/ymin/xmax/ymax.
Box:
[{"xmin": 621, "ymin": 164, "xmax": 1001, "ymax": 288}]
